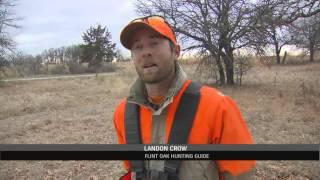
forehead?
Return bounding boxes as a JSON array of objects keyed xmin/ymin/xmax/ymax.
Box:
[{"xmin": 130, "ymin": 28, "xmax": 164, "ymax": 43}]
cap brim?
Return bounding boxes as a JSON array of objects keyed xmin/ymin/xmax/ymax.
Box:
[{"xmin": 120, "ymin": 22, "xmax": 160, "ymax": 50}]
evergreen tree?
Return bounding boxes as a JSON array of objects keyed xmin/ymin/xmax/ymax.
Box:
[{"xmin": 80, "ymin": 24, "xmax": 116, "ymax": 69}]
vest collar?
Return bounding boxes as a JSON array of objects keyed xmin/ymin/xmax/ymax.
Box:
[{"xmin": 127, "ymin": 63, "xmax": 187, "ymax": 113}]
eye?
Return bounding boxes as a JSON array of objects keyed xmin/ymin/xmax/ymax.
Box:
[
  {"xmin": 150, "ymin": 41, "xmax": 159, "ymax": 47},
  {"xmin": 132, "ymin": 44, "xmax": 142, "ymax": 51}
]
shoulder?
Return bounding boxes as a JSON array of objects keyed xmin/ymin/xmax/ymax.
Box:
[
  {"xmin": 199, "ymin": 84, "xmax": 225, "ymax": 102},
  {"xmin": 181, "ymin": 81, "xmax": 226, "ymax": 106},
  {"xmin": 199, "ymin": 85, "xmax": 241, "ymax": 111},
  {"xmin": 113, "ymin": 98, "xmax": 127, "ymax": 119},
  {"xmin": 115, "ymin": 98, "xmax": 127, "ymax": 108}
]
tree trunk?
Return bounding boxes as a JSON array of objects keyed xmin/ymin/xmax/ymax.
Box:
[
  {"xmin": 309, "ymin": 42, "xmax": 314, "ymax": 62},
  {"xmin": 213, "ymin": 48, "xmax": 226, "ymax": 85},
  {"xmin": 239, "ymin": 60, "xmax": 243, "ymax": 86},
  {"xmin": 271, "ymin": 28, "xmax": 281, "ymax": 65},
  {"xmin": 276, "ymin": 50, "xmax": 281, "ymax": 64},
  {"xmin": 274, "ymin": 42, "xmax": 281, "ymax": 64},
  {"xmin": 216, "ymin": 55, "xmax": 225, "ymax": 85},
  {"xmin": 226, "ymin": 65, "xmax": 234, "ymax": 85},
  {"xmin": 223, "ymin": 49, "xmax": 234, "ymax": 85},
  {"xmin": 281, "ymin": 51, "xmax": 287, "ymax": 64}
]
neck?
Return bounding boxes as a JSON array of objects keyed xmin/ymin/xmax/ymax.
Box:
[{"xmin": 145, "ymin": 71, "xmax": 175, "ymax": 97}]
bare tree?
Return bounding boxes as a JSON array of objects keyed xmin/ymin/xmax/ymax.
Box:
[
  {"xmin": 64, "ymin": 45, "xmax": 81, "ymax": 63},
  {"xmin": 290, "ymin": 14, "xmax": 320, "ymax": 62},
  {"xmin": 64, "ymin": 45, "xmax": 85, "ymax": 74},
  {"xmin": 0, "ymin": 0, "xmax": 20, "ymax": 54},
  {"xmin": 39, "ymin": 45, "xmax": 84, "ymax": 74},
  {"xmin": 0, "ymin": 0, "xmax": 20, "ymax": 72},
  {"xmin": 0, "ymin": 54, "xmax": 9, "ymax": 75},
  {"xmin": 234, "ymin": 52, "xmax": 253, "ymax": 86},
  {"xmin": 55, "ymin": 47, "xmax": 65, "ymax": 64},
  {"xmin": 255, "ymin": 0, "xmax": 320, "ymax": 64},
  {"xmin": 47, "ymin": 48, "xmax": 56, "ymax": 64},
  {"xmin": 269, "ymin": 26, "xmax": 291, "ymax": 64},
  {"xmin": 258, "ymin": 8, "xmax": 292, "ymax": 64},
  {"xmin": 135, "ymin": 0, "xmax": 320, "ymax": 85},
  {"xmin": 274, "ymin": 0, "xmax": 320, "ymax": 24},
  {"xmin": 136, "ymin": 0, "xmax": 261, "ymax": 85},
  {"xmin": 9, "ymin": 52, "xmax": 42, "ymax": 76}
]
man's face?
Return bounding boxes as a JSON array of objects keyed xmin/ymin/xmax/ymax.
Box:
[{"xmin": 130, "ymin": 28, "xmax": 179, "ymax": 84}]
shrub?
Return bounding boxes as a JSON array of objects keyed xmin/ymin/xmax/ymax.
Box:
[
  {"xmin": 50, "ymin": 64, "xmax": 70, "ymax": 74},
  {"xmin": 234, "ymin": 55, "xmax": 253, "ymax": 86},
  {"xmin": 85, "ymin": 62, "xmax": 116, "ymax": 73},
  {"xmin": 67, "ymin": 61, "xmax": 87, "ymax": 74},
  {"xmin": 100, "ymin": 62, "xmax": 116, "ymax": 73}
]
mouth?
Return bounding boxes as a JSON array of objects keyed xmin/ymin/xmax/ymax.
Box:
[{"xmin": 143, "ymin": 63, "xmax": 157, "ymax": 69}]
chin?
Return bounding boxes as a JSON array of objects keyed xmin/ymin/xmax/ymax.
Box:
[
  {"xmin": 142, "ymin": 79, "xmax": 160, "ymax": 84},
  {"xmin": 141, "ymin": 75, "xmax": 164, "ymax": 84}
]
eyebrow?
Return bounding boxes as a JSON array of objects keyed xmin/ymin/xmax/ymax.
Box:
[
  {"xmin": 132, "ymin": 34, "xmax": 162, "ymax": 44},
  {"xmin": 150, "ymin": 34, "xmax": 162, "ymax": 39}
]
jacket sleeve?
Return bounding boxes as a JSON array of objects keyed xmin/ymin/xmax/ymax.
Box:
[
  {"xmin": 113, "ymin": 99, "xmax": 130, "ymax": 170},
  {"xmin": 214, "ymin": 95, "xmax": 256, "ymax": 177}
]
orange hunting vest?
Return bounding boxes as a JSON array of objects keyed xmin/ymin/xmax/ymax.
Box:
[{"xmin": 113, "ymin": 80, "xmax": 255, "ymax": 176}]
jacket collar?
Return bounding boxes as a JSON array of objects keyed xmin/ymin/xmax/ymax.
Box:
[{"xmin": 127, "ymin": 63, "xmax": 187, "ymax": 111}]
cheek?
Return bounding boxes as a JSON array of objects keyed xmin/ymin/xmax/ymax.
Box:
[
  {"xmin": 131, "ymin": 51, "xmax": 141, "ymax": 60},
  {"xmin": 131, "ymin": 54, "xmax": 141, "ymax": 66},
  {"xmin": 133, "ymin": 60, "xmax": 140, "ymax": 69}
]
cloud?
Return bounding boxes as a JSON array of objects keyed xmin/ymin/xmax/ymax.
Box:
[
  {"xmin": 13, "ymin": 0, "xmax": 136, "ymax": 55},
  {"xmin": 15, "ymin": 33, "xmax": 58, "ymax": 44}
]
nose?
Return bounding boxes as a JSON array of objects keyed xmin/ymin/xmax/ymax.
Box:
[{"xmin": 141, "ymin": 46, "xmax": 152, "ymax": 58}]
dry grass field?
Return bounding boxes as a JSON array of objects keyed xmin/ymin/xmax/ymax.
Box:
[{"xmin": 0, "ymin": 61, "xmax": 319, "ymax": 179}]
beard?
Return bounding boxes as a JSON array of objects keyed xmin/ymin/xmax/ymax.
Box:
[{"xmin": 135, "ymin": 63, "xmax": 175, "ymax": 84}]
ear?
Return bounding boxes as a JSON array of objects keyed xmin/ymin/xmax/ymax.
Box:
[{"xmin": 174, "ymin": 45, "xmax": 180, "ymax": 59}]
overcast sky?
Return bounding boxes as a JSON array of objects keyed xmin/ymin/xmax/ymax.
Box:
[{"xmin": 13, "ymin": 0, "xmax": 137, "ymax": 56}]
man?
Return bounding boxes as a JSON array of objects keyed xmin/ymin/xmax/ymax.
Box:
[{"xmin": 114, "ymin": 15, "xmax": 255, "ymax": 180}]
